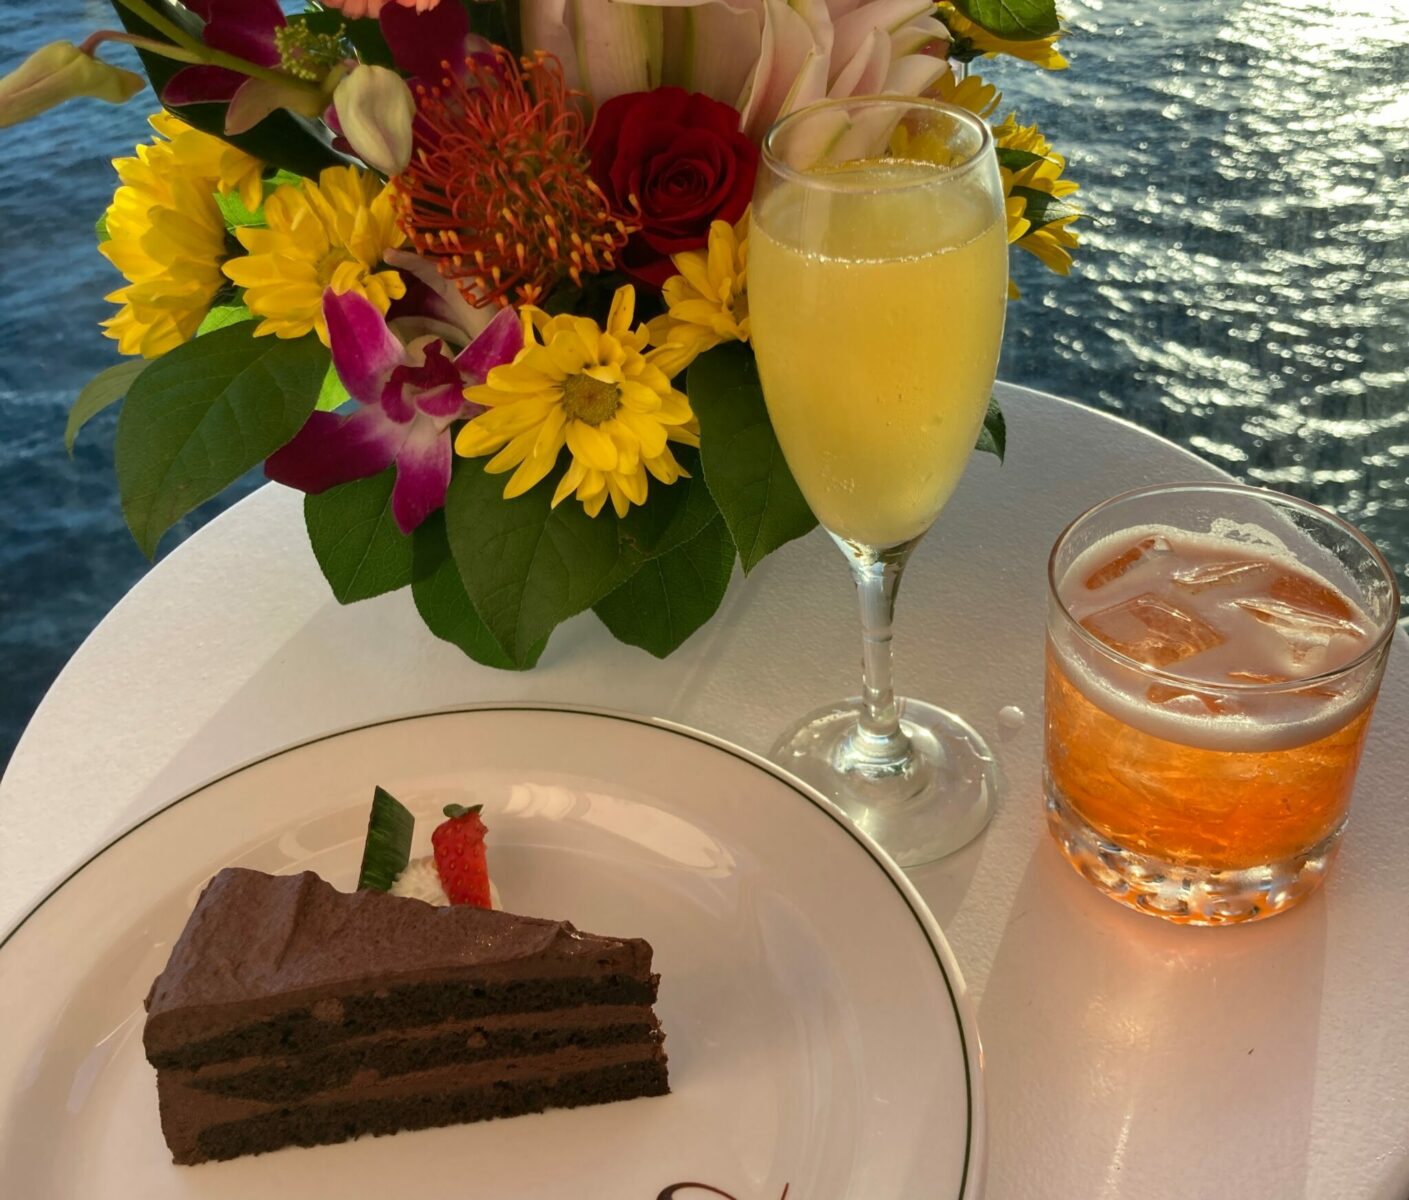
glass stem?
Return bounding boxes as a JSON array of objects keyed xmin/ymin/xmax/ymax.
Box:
[{"xmin": 845, "ymin": 538, "xmax": 918, "ymax": 768}]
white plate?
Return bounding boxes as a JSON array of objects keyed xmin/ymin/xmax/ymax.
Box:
[{"xmin": 0, "ymin": 706, "xmax": 983, "ymax": 1199}]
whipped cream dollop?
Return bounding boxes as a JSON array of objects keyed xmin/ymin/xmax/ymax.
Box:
[{"xmin": 389, "ymin": 856, "xmax": 499, "ymax": 909}]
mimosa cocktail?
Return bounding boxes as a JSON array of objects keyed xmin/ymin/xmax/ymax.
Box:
[
  {"xmin": 750, "ymin": 164, "xmax": 1007, "ymax": 547},
  {"xmin": 750, "ymin": 99, "xmax": 1010, "ymax": 865}
]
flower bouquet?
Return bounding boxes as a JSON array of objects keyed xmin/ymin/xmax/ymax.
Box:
[{"xmin": 1, "ymin": 0, "xmax": 1078, "ymax": 667}]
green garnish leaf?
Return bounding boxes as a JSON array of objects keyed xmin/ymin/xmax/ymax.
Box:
[{"xmin": 357, "ymin": 786, "xmax": 415, "ymax": 891}]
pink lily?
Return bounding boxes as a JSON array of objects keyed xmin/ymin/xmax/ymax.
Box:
[{"xmin": 266, "ymin": 290, "xmax": 523, "ymax": 533}]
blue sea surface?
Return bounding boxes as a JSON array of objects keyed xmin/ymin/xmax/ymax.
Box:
[{"xmin": 0, "ymin": 0, "xmax": 1406, "ymax": 768}]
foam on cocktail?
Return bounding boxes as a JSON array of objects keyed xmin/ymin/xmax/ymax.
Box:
[{"xmin": 1053, "ymin": 523, "xmax": 1377, "ymax": 752}]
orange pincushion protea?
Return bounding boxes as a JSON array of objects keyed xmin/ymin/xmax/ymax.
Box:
[{"xmin": 395, "ymin": 49, "xmax": 638, "ymax": 309}]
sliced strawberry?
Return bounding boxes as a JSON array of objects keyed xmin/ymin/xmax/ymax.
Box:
[{"xmin": 431, "ymin": 803, "xmax": 491, "ymax": 908}]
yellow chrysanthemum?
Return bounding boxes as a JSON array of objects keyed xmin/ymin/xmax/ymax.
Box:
[
  {"xmin": 223, "ymin": 165, "xmax": 406, "ymax": 344},
  {"xmin": 646, "ymin": 215, "xmax": 750, "ymax": 378},
  {"xmin": 458, "ymin": 285, "xmax": 699, "ymax": 518},
  {"xmin": 149, "ymin": 110, "xmax": 265, "ymax": 213},
  {"xmin": 99, "ymin": 120, "xmax": 231, "ymax": 358},
  {"xmin": 939, "ymin": 4, "xmax": 1067, "ymax": 69},
  {"xmin": 994, "ymin": 113, "xmax": 1080, "ymax": 295}
]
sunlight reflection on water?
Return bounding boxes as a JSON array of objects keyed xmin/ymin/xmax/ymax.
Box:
[{"xmin": 1000, "ymin": 0, "xmax": 1408, "ymax": 619}]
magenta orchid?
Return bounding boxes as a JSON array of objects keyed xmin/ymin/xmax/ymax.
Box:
[
  {"xmin": 162, "ymin": 0, "xmax": 332, "ymax": 133},
  {"xmin": 163, "ymin": 0, "xmax": 284, "ymax": 106},
  {"xmin": 265, "ymin": 290, "xmax": 523, "ymax": 533}
]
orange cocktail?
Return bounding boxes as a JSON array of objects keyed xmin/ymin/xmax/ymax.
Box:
[{"xmin": 1044, "ymin": 484, "xmax": 1397, "ymax": 925}]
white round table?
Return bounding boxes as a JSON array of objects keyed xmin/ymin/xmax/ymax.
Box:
[{"xmin": 3, "ymin": 384, "xmax": 1406, "ymax": 1200}]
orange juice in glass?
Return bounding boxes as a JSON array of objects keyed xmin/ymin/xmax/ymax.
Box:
[{"xmin": 1045, "ymin": 483, "xmax": 1398, "ymax": 924}]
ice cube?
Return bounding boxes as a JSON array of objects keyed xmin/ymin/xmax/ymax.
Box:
[
  {"xmin": 1146, "ymin": 684, "xmax": 1228, "ymax": 714},
  {"xmin": 1081, "ymin": 593, "xmax": 1226, "ymax": 667},
  {"xmin": 1082, "ymin": 535, "xmax": 1171, "ymax": 590},
  {"xmin": 1234, "ymin": 595, "xmax": 1362, "ymax": 667},
  {"xmin": 1226, "ymin": 670, "xmax": 1287, "ymax": 684},
  {"xmin": 1234, "ymin": 596, "xmax": 1359, "ymax": 638},
  {"xmin": 1170, "ymin": 559, "xmax": 1272, "ymax": 593},
  {"xmin": 1225, "ymin": 669, "xmax": 1338, "ymax": 698},
  {"xmin": 1268, "ymin": 570, "xmax": 1356, "ymax": 622}
]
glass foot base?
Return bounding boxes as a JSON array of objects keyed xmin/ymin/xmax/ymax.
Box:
[
  {"xmin": 770, "ymin": 698, "xmax": 998, "ymax": 867},
  {"xmin": 1045, "ymin": 779, "xmax": 1344, "ymax": 925}
]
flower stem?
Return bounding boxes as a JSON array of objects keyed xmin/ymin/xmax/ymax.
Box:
[
  {"xmin": 110, "ymin": 0, "xmax": 206, "ymax": 57},
  {"xmin": 79, "ymin": 29, "xmax": 206, "ymax": 66}
]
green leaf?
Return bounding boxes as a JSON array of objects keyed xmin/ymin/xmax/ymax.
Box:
[
  {"xmin": 996, "ymin": 147, "xmax": 1048, "ymax": 173},
  {"xmin": 95, "ymin": 209, "xmax": 109, "ymax": 244},
  {"xmin": 412, "ymin": 509, "xmax": 544, "ymax": 670},
  {"xmin": 305, "ymin": 468, "xmax": 415, "ymax": 604},
  {"xmin": 594, "ymin": 517, "xmax": 736, "ymax": 657},
  {"xmin": 1010, "ymin": 185, "xmax": 1078, "ymax": 231},
  {"xmin": 109, "ymin": 0, "xmax": 350, "ymax": 179},
  {"xmin": 65, "ymin": 359, "xmax": 146, "ymax": 455},
  {"xmin": 356, "ymin": 786, "xmax": 415, "ymax": 891},
  {"xmin": 443, "ymin": 457, "xmax": 631, "ymax": 664},
  {"xmin": 196, "ymin": 301, "xmax": 252, "ymax": 335},
  {"xmin": 951, "ymin": 0, "xmax": 1059, "ymax": 40},
  {"xmin": 215, "ymin": 189, "xmax": 265, "ymax": 230},
  {"xmin": 974, "ymin": 394, "xmax": 1007, "ymax": 461},
  {"xmin": 687, "ymin": 343, "xmax": 817, "ymax": 573},
  {"xmin": 317, "ymin": 363, "xmax": 351, "ymax": 412},
  {"xmin": 115, "ymin": 322, "xmax": 326, "ymax": 557}
]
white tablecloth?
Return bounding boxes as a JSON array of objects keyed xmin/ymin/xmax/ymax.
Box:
[{"xmin": 3, "ymin": 383, "xmax": 1406, "ymax": 1199}]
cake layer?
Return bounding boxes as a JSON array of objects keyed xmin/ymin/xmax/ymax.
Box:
[
  {"xmin": 145, "ymin": 869, "xmax": 656, "ymax": 1061},
  {"xmin": 149, "ymin": 974, "xmax": 659, "ymax": 1070},
  {"xmin": 159, "ymin": 1042, "xmax": 670, "ymax": 1164},
  {"xmin": 168, "ymin": 1005, "xmax": 662, "ymax": 1103}
]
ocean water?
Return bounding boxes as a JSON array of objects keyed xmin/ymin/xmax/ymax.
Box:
[{"xmin": 0, "ymin": 0, "xmax": 1405, "ymax": 769}]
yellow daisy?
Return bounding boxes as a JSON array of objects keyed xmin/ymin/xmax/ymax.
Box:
[
  {"xmin": 646, "ymin": 215, "xmax": 750, "ymax": 378},
  {"xmin": 994, "ymin": 113, "xmax": 1081, "ymax": 294},
  {"xmin": 939, "ymin": 4, "xmax": 1068, "ymax": 69},
  {"xmin": 150, "ymin": 110, "xmax": 265, "ymax": 213},
  {"xmin": 100, "ymin": 130, "xmax": 229, "ymax": 358},
  {"xmin": 930, "ymin": 70, "xmax": 1001, "ymax": 120},
  {"xmin": 223, "ymin": 166, "xmax": 406, "ymax": 344},
  {"xmin": 1016, "ymin": 213, "xmax": 1080, "ymax": 274},
  {"xmin": 458, "ymin": 285, "xmax": 698, "ymax": 518}
]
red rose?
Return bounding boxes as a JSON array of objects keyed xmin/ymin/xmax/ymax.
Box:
[{"xmin": 588, "ymin": 88, "xmax": 758, "ymax": 288}]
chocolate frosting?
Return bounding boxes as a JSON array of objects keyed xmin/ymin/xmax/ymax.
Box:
[{"xmin": 145, "ymin": 869, "xmax": 653, "ymax": 1054}]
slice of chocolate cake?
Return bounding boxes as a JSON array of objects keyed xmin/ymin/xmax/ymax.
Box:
[{"xmin": 144, "ymin": 868, "xmax": 668, "ymax": 1164}]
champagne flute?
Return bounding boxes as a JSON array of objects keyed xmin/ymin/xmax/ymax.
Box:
[{"xmin": 749, "ymin": 97, "xmax": 1009, "ymax": 866}]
